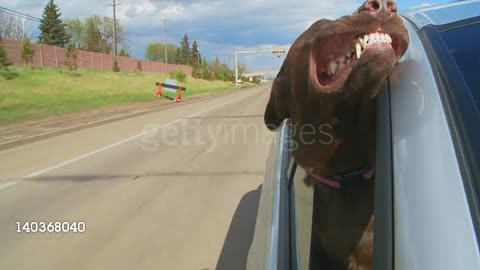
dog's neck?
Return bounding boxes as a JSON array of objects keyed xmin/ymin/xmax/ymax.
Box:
[{"xmin": 292, "ymin": 93, "xmax": 377, "ymax": 177}]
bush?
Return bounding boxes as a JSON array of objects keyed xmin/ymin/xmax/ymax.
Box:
[
  {"xmin": 21, "ymin": 38, "xmax": 35, "ymax": 66},
  {"xmin": 201, "ymin": 67, "xmax": 213, "ymax": 81},
  {"xmin": 60, "ymin": 70, "xmax": 81, "ymax": 77},
  {"xmin": 64, "ymin": 43, "xmax": 77, "ymax": 71},
  {"xmin": 0, "ymin": 38, "xmax": 11, "ymax": 70},
  {"xmin": 0, "ymin": 70, "xmax": 19, "ymax": 80},
  {"xmin": 112, "ymin": 59, "xmax": 120, "ymax": 72},
  {"xmin": 191, "ymin": 66, "xmax": 202, "ymax": 79},
  {"xmin": 169, "ymin": 70, "xmax": 187, "ymax": 83}
]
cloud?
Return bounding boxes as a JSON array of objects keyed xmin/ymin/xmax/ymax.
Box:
[
  {"xmin": 3, "ymin": 0, "xmax": 386, "ymax": 71},
  {"xmin": 113, "ymin": 0, "xmax": 360, "ymax": 67}
]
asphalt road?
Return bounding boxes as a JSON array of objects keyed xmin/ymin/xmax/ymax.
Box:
[{"xmin": 0, "ymin": 85, "xmax": 273, "ymax": 270}]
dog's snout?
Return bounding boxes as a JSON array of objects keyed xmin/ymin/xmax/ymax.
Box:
[{"xmin": 360, "ymin": 0, "xmax": 397, "ymax": 23}]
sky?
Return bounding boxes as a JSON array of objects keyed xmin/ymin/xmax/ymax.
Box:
[{"xmin": 1, "ymin": 0, "xmax": 452, "ymax": 72}]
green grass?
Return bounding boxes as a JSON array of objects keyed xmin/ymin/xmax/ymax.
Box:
[{"xmin": 0, "ymin": 66, "xmax": 237, "ymax": 124}]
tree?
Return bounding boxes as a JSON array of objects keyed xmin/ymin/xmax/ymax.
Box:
[
  {"xmin": 0, "ymin": 38, "xmax": 12, "ymax": 70},
  {"xmin": 65, "ymin": 18, "xmax": 86, "ymax": 49},
  {"xmin": 191, "ymin": 40, "xmax": 200, "ymax": 67},
  {"xmin": 38, "ymin": 0, "xmax": 70, "ymax": 47},
  {"xmin": 119, "ymin": 48, "xmax": 129, "ymax": 57},
  {"xmin": 64, "ymin": 42, "xmax": 77, "ymax": 71},
  {"xmin": 21, "ymin": 38, "xmax": 34, "ymax": 66},
  {"xmin": 208, "ymin": 57, "xmax": 234, "ymax": 82},
  {"xmin": 200, "ymin": 57, "xmax": 213, "ymax": 80},
  {"xmin": 145, "ymin": 42, "xmax": 177, "ymax": 63},
  {"xmin": 238, "ymin": 62, "xmax": 247, "ymax": 77},
  {"xmin": 191, "ymin": 66, "xmax": 202, "ymax": 79},
  {"xmin": 136, "ymin": 61, "xmax": 142, "ymax": 72},
  {"xmin": 177, "ymin": 34, "xmax": 191, "ymax": 65},
  {"xmin": 65, "ymin": 16, "xmax": 126, "ymax": 53},
  {"xmin": 175, "ymin": 47, "xmax": 181, "ymax": 64},
  {"xmin": 84, "ymin": 16, "xmax": 109, "ymax": 53},
  {"xmin": 112, "ymin": 59, "xmax": 120, "ymax": 72},
  {"xmin": 0, "ymin": 12, "xmax": 32, "ymax": 41},
  {"xmin": 97, "ymin": 16, "xmax": 126, "ymax": 54}
]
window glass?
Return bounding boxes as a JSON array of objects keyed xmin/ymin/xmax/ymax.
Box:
[{"xmin": 440, "ymin": 21, "xmax": 480, "ymax": 113}]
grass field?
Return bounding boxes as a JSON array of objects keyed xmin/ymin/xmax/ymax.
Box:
[{"xmin": 0, "ymin": 66, "xmax": 240, "ymax": 124}]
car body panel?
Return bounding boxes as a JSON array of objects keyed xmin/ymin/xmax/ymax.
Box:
[
  {"xmin": 403, "ymin": 0, "xmax": 480, "ymax": 28},
  {"xmin": 389, "ymin": 19, "xmax": 480, "ymax": 269},
  {"xmin": 247, "ymin": 121, "xmax": 291, "ymax": 270}
]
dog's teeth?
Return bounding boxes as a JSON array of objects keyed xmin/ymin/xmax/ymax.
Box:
[
  {"xmin": 385, "ymin": 34, "xmax": 392, "ymax": 43},
  {"xmin": 358, "ymin": 37, "xmax": 366, "ymax": 49},
  {"xmin": 355, "ymin": 43, "xmax": 362, "ymax": 59},
  {"xmin": 329, "ymin": 61, "xmax": 338, "ymax": 75}
]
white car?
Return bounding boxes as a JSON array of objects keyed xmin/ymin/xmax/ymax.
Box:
[{"xmin": 247, "ymin": 1, "xmax": 480, "ymax": 269}]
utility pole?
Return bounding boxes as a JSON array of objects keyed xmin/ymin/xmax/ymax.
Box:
[
  {"xmin": 192, "ymin": 40, "xmax": 200, "ymax": 67},
  {"xmin": 235, "ymin": 51, "xmax": 238, "ymax": 87},
  {"xmin": 107, "ymin": 0, "xmax": 120, "ymax": 55},
  {"xmin": 161, "ymin": 18, "xmax": 168, "ymax": 64}
]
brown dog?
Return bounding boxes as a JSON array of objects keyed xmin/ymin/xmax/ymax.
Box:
[{"xmin": 264, "ymin": 0, "xmax": 409, "ymax": 269}]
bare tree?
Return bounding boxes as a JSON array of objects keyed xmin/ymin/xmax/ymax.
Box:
[
  {"xmin": 65, "ymin": 16, "xmax": 126, "ymax": 53},
  {"xmin": 238, "ymin": 62, "xmax": 247, "ymax": 77},
  {"xmin": 0, "ymin": 12, "xmax": 32, "ymax": 40}
]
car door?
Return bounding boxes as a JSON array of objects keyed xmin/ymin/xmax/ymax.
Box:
[{"xmin": 378, "ymin": 17, "xmax": 480, "ymax": 269}]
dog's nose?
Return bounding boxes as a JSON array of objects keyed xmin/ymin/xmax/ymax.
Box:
[{"xmin": 360, "ymin": 0, "xmax": 397, "ymax": 23}]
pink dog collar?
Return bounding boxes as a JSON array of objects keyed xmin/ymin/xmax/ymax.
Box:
[{"xmin": 307, "ymin": 167, "xmax": 375, "ymax": 189}]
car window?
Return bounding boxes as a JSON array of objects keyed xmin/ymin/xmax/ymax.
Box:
[
  {"xmin": 431, "ymin": 19, "xmax": 480, "ymax": 210},
  {"xmin": 419, "ymin": 17, "xmax": 480, "ymax": 251},
  {"xmin": 439, "ymin": 21, "xmax": 480, "ymax": 113},
  {"xmin": 289, "ymin": 164, "xmax": 314, "ymax": 270}
]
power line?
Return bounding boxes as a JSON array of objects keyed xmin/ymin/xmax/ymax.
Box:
[
  {"xmin": 0, "ymin": 7, "xmax": 41, "ymax": 22},
  {"xmin": 1, "ymin": 5, "xmax": 144, "ymax": 52}
]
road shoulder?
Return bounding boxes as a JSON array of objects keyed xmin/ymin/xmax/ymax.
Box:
[{"xmin": 0, "ymin": 88, "xmax": 245, "ymax": 151}]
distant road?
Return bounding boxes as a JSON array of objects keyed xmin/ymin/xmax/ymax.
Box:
[{"xmin": 0, "ymin": 85, "xmax": 273, "ymax": 270}]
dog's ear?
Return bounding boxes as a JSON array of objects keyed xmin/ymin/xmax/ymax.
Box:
[{"xmin": 264, "ymin": 65, "xmax": 291, "ymax": 131}]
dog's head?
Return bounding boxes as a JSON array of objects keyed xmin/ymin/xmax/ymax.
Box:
[{"xmin": 265, "ymin": 0, "xmax": 409, "ymax": 130}]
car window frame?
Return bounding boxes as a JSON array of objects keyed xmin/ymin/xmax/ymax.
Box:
[
  {"xmin": 418, "ymin": 18, "xmax": 480, "ymax": 248},
  {"xmin": 373, "ymin": 82, "xmax": 395, "ymax": 270}
]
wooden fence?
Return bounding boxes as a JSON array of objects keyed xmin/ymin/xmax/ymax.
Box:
[{"xmin": 2, "ymin": 39, "xmax": 192, "ymax": 74}]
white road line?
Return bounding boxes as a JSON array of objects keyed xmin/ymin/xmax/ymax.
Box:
[
  {"xmin": 0, "ymin": 90, "xmax": 258, "ymax": 191},
  {"xmin": 0, "ymin": 181, "xmax": 19, "ymax": 190}
]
